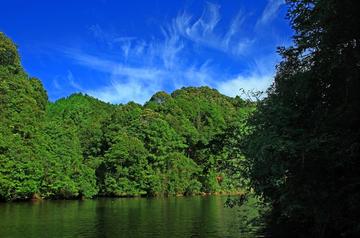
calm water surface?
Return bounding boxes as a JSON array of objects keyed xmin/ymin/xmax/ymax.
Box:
[{"xmin": 0, "ymin": 196, "xmax": 261, "ymax": 238}]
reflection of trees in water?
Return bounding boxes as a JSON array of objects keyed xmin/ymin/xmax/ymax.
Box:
[
  {"xmin": 0, "ymin": 196, "xmax": 263, "ymax": 237},
  {"xmin": 226, "ymin": 194, "xmax": 267, "ymax": 238}
]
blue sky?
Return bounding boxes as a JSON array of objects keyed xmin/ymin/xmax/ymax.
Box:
[{"xmin": 0, "ymin": 0, "xmax": 292, "ymax": 104}]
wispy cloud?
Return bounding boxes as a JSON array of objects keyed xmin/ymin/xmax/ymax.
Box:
[
  {"xmin": 56, "ymin": 2, "xmax": 283, "ymax": 104},
  {"xmin": 86, "ymin": 78, "xmax": 162, "ymax": 104},
  {"xmin": 63, "ymin": 49, "xmax": 164, "ymax": 80},
  {"xmin": 52, "ymin": 76, "xmax": 62, "ymax": 90},
  {"xmin": 63, "ymin": 49, "xmax": 216, "ymax": 104},
  {"xmin": 173, "ymin": 3, "xmax": 253, "ymax": 56},
  {"xmin": 256, "ymin": 0, "xmax": 285, "ymax": 27},
  {"xmin": 89, "ymin": 24, "xmax": 138, "ymax": 50},
  {"xmin": 67, "ymin": 70, "xmax": 84, "ymax": 90},
  {"xmin": 159, "ymin": 27, "xmax": 185, "ymax": 69},
  {"xmin": 88, "ymin": 24, "xmax": 116, "ymax": 47},
  {"xmin": 63, "ymin": 47, "xmax": 274, "ymax": 104}
]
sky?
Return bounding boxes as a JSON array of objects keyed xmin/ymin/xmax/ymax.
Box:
[{"xmin": 0, "ymin": 0, "xmax": 292, "ymax": 104}]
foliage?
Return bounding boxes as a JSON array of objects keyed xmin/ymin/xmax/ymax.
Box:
[
  {"xmin": 0, "ymin": 33, "xmax": 47, "ymax": 200},
  {"xmin": 99, "ymin": 132, "xmax": 149, "ymax": 196},
  {"xmin": 243, "ymin": 0, "xmax": 360, "ymax": 237}
]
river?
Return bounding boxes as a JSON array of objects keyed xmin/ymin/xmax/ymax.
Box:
[{"xmin": 0, "ymin": 195, "xmax": 262, "ymax": 237}]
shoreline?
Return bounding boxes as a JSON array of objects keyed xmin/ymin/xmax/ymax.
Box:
[{"xmin": 0, "ymin": 190, "xmax": 246, "ymax": 203}]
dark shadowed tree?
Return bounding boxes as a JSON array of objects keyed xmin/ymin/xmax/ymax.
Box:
[{"xmin": 244, "ymin": 0, "xmax": 360, "ymax": 237}]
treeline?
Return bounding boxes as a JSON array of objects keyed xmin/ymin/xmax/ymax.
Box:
[{"xmin": 0, "ymin": 32, "xmax": 253, "ymax": 200}]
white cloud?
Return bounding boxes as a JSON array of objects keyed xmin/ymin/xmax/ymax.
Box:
[
  {"xmin": 217, "ymin": 53, "xmax": 279, "ymax": 98},
  {"xmin": 256, "ymin": 0, "xmax": 285, "ymax": 27},
  {"xmin": 86, "ymin": 78, "xmax": 161, "ymax": 104},
  {"xmin": 159, "ymin": 27, "xmax": 184, "ymax": 69},
  {"xmin": 57, "ymin": 2, "xmax": 283, "ymax": 104},
  {"xmin": 173, "ymin": 3, "xmax": 252, "ymax": 56},
  {"xmin": 62, "ymin": 48, "xmax": 219, "ymax": 104},
  {"xmin": 63, "ymin": 49, "xmax": 164, "ymax": 80},
  {"xmin": 217, "ymin": 74, "xmax": 273, "ymax": 98},
  {"xmin": 62, "ymin": 47, "xmax": 275, "ymax": 103},
  {"xmin": 62, "ymin": 50, "xmax": 168, "ymax": 103}
]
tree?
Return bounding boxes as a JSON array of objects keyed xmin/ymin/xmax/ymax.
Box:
[
  {"xmin": 98, "ymin": 132, "xmax": 149, "ymax": 196},
  {"xmin": 244, "ymin": 0, "xmax": 360, "ymax": 237},
  {"xmin": 164, "ymin": 152, "xmax": 201, "ymax": 195},
  {"xmin": 41, "ymin": 117, "xmax": 98, "ymax": 199},
  {"xmin": 0, "ymin": 32, "xmax": 48, "ymax": 200}
]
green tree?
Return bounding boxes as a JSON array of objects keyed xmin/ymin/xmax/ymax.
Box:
[
  {"xmin": 98, "ymin": 132, "xmax": 149, "ymax": 196},
  {"xmin": 244, "ymin": 1, "xmax": 360, "ymax": 237},
  {"xmin": 41, "ymin": 117, "xmax": 98, "ymax": 198},
  {"xmin": 47, "ymin": 93, "xmax": 114, "ymax": 159},
  {"xmin": 0, "ymin": 32, "xmax": 48, "ymax": 200},
  {"xmin": 164, "ymin": 152, "xmax": 201, "ymax": 195}
]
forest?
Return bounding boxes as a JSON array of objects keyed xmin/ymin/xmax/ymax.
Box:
[
  {"xmin": 0, "ymin": 32, "xmax": 254, "ymax": 200},
  {"xmin": 1, "ymin": 0, "xmax": 359, "ymax": 237}
]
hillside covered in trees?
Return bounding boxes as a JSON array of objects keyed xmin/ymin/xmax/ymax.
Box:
[{"xmin": 0, "ymin": 32, "xmax": 253, "ymax": 200}]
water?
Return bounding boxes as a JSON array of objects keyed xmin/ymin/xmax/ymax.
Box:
[{"xmin": 0, "ymin": 196, "xmax": 262, "ymax": 238}]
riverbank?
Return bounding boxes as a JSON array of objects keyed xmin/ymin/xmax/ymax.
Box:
[{"xmin": 0, "ymin": 190, "xmax": 247, "ymax": 203}]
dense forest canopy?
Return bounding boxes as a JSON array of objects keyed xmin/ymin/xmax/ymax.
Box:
[{"xmin": 0, "ymin": 32, "xmax": 254, "ymax": 200}]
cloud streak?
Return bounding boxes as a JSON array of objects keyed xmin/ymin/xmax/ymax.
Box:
[
  {"xmin": 64, "ymin": 50, "xmax": 217, "ymax": 104},
  {"xmin": 256, "ymin": 0, "xmax": 285, "ymax": 27},
  {"xmin": 63, "ymin": 49, "xmax": 164, "ymax": 80},
  {"xmin": 57, "ymin": 2, "xmax": 283, "ymax": 104},
  {"xmin": 173, "ymin": 3, "xmax": 253, "ymax": 56},
  {"xmin": 67, "ymin": 70, "xmax": 84, "ymax": 90}
]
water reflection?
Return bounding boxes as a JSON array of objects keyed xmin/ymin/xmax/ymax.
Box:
[{"xmin": 0, "ymin": 196, "xmax": 262, "ymax": 238}]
